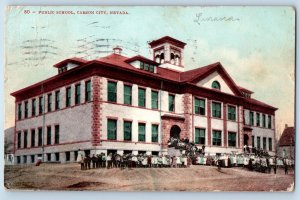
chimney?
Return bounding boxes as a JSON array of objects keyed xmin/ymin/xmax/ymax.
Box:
[{"xmin": 113, "ymin": 46, "xmax": 122, "ymax": 55}]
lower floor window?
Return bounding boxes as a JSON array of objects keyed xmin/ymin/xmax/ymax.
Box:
[
  {"xmin": 66, "ymin": 152, "xmax": 70, "ymax": 161},
  {"xmin": 55, "ymin": 153, "xmax": 60, "ymax": 161},
  {"xmin": 195, "ymin": 128, "xmax": 205, "ymax": 145},
  {"xmin": 212, "ymin": 130, "xmax": 222, "ymax": 146},
  {"xmin": 17, "ymin": 156, "xmax": 20, "ymax": 164},
  {"xmin": 228, "ymin": 132, "xmax": 236, "ymax": 147},
  {"xmin": 152, "ymin": 125, "xmax": 158, "ymax": 143},
  {"xmin": 47, "ymin": 153, "xmax": 51, "ymax": 161},
  {"xmin": 31, "ymin": 155, "xmax": 35, "ymax": 163}
]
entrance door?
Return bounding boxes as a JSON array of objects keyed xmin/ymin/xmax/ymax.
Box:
[
  {"xmin": 244, "ymin": 134, "xmax": 249, "ymax": 146},
  {"xmin": 170, "ymin": 125, "xmax": 181, "ymax": 139}
]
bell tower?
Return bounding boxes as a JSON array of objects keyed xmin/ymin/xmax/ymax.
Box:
[{"xmin": 149, "ymin": 36, "xmax": 186, "ymax": 72}]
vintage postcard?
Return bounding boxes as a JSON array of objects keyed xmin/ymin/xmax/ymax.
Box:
[{"xmin": 4, "ymin": 6, "xmax": 295, "ymax": 191}]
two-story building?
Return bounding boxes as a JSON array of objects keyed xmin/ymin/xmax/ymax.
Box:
[{"xmin": 11, "ymin": 36, "xmax": 277, "ymax": 164}]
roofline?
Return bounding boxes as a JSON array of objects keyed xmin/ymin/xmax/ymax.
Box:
[
  {"xmin": 125, "ymin": 55, "xmax": 159, "ymax": 66},
  {"xmin": 148, "ymin": 36, "xmax": 187, "ymax": 48}
]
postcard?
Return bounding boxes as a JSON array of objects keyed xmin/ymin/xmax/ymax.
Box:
[{"xmin": 4, "ymin": 6, "xmax": 295, "ymax": 191}]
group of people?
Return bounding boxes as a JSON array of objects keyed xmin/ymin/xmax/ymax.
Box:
[
  {"xmin": 196, "ymin": 153, "xmax": 294, "ymax": 174},
  {"xmin": 77, "ymin": 152, "xmax": 195, "ymax": 170}
]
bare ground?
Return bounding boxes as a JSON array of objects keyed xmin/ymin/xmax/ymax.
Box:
[{"xmin": 4, "ymin": 163, "xmax": 294, "ymax": 191}]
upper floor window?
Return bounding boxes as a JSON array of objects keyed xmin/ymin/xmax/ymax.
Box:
[
  {"xmin": 47, "ymin": 126, "xmax": 51, "ymax": 145},
  {"xmin": 151, "ymin": 124, "xmax": 158, "ymax": 143},
  {"xmin": 212, "ymin": 102, "xmax": 221, "ymax": 118},
  {"xmin": 228, "ymin": 132, "xmax": 236, "ymax": 147},
  {"xmin": 168, "ymin": 94, "xmax": 175, "ymax": 112},
  {"xmin": 66, "ymin": 87, "xmax": 71, "ymax": 107},
  {"xmin": 32, "ymin": 99, "xmax": 36, "ymax": 116},
  {"xmin": 17, "ymin": 131, "xmax": 21, "ymax": 149},
  {"xmin": 108, "ymin": 81, "xmax": 117, "ymax": 102},
  {"xmin": 47, "ymin": 93, "xmax": 52, "ymax": 112},
  {"xmin": 138, "ymin": 88, "xmax": 146, "ymax": 107},
  {"xmin": 24, "ymin": 101, "xmax": 28, "ymax": 118},
  {"xmin": 262, "ymin": 114, "xmax": 266, "ymax": 128},
  {"xmin": 151, "ymin": 91, "xmax": 159, "ymax": 109},
  {"xmin": 31, "ymin": 129, "xmax": 35, "ymax": 147},
  {"xmin": 138, "ymin": 123, "xmax": 146, "ymax": 142},
  {"xmin": 38, "ymin": 128, "xmax": 43, "ymax": 147},
  {"xmin": 18, "ymin": 103, "xmax": 22, "ymax": 120},
  {"xmin": 23, "ymin": 130, "xmax": 28, "ymax": 148},
  {"xmin": 140, "ymin": 62, "xmax": 155, "ymax": 73},
  {"xmin": 194, "ymin": 98, "xmax": 205, "ymax": 115},
  {"xmin": 55, "ymin": 91, "xmax": 60, "ymax": 110},
  {"xmin": 39, "ymin": 96, "xmax": 43, "ymax": 115},
  {"xmin": 268, "ymin": 115, "xmax": 272, "ymax": 129},
  {"xmin": 85, "ymin": 80, "xmax": 91, "ymax": 102},
  {"xmin": 249, "ymin": 111, "xmax": 254, "ymax": 126},
  {"xmin": 227, "ymin": 105, "xmax": 236, "ymax": 121},
  {"xmin": 212, "ymin": 130, "xmax": 222, "ymax": 146},
  {"xmin": 55, "ymin": 125, "xmax": 60, "ymax": 144},
  {"xmin": 256, "ymin": 113, "xmax": 260, "ymax": 126},
  {"xmin": 75, "ymin": 84, "xmax": 81, "ymax": 105},
  {"xmin": 212, "ymin": 81, "xmax": 221, "ymax": 90},
  {"xmin": 124, "ymin": 85, "xmax": 132, "ymax": 105},
  {"xmin": 268, "ymin": 138, "xmax": 272, "ymax": 151}
]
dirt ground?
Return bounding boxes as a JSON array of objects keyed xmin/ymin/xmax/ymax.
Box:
[{"xmin": 4, "ymin": 163, "xmax": 294, "ymax": 191}]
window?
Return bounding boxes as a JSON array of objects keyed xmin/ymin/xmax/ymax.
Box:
[
  {"xmin": 55, "ymin": 91, "xmax": 60, "ymax": 110},
  {"xmin": 227, "ymin": 105, "xmax": 236, "ymax": 121},
  {"xmin": 212, "ymin": 130, "xmax": 222, "ymax": 146},
  {"xmin": 24, "ymin": 101, "xmax": 28, "ymax": 118},
  {"xmin": 17, "ymin": 156, "xmax": 20, "ymax": 164},
  {"xmin": 108, "ymin": 81, "xmax": 117, "ymax": 102},
  {"xmin": 268, "ymin": 115, "xmax": 272, "ymax": 129},
  {"xmin": 212, "ymin": 81, "xmax": 221, "ymax": 90},
  {"xmin": 195, "ymin": 128, "xmax": 205, "ymax": 145},
  {"xmin": 18, "ymin": 103, "xmax": 22, "ymax": 120},
  {"xmin": 152, "ymin": 125, "xmax": 158, "ymax": 143},
  {"xmin": 268, "ymin": 138, "xmax": 272, "ymax": 151},
  {"xmin": 31, "ymin": 129, "xmax": 35, "ymax": 147},
  {"xmin": 38, "ymin": 128, "xmax": 42, "ymax": 147},
  {"xmin": 263, "ymin": 137, "xmax": 267, "ymax": 150},
  {"xmin": 140, "ymin": 62, "xmax": 144, "ymax": 69},
  {"xmin": 151, "ymin": 91, "xmax": 159, "ymax": 109},
  {"xmin": 168, "ymin": 94, "xmax": 175, "ymax": 112},
  {"xmin": 85, "ymin": 80, "xmax": 91, "ymax": 102},
  {"xmin": 257, "ymin": 136, "xmax": 261, "ymax": 149},
  {"xmin": 138, "ymin": 88, "xmax": 146, "ymax": 107},
  {"xmin": 47, "ymin": 153, "xmax": 51, "ymax": 162},
  {"xmin": 250, "ymin": 111, "xmax": 254, "ymax": 126},
  {"xmin": 47, "ymin": 126, "xmax": 51, "ymax": 145},
  {"xmin": 124, "ymin": 121, "xmax": 132, "ymax": 141},
  {"xmin": 228, "ymin": 132, "xmax": 236, "ymax": 147},
  {"xmin": 39, "ymin": 96, "xmax": 43, "ymax": 115},
  {"xmin": 75, "ymin": 84, "xmax": 81, "ymax": 105},
  {"xmin": 23, "ymin": 156, "xmax": 27, "ymax": 164},
  {"xmin": 66, "ymin": 152, "xmax": 70, "ymax": 161},
  {"xmin": 138, "ymin": 123, "xmax": 146, "ymax": 142},
  {"xmin": 55, "ymin": 125, "xmax": 59, "ymax": 144},
  {"xmin": 149, "ymin": 65, "xmax": 155, "ymax": 72},
  {"xmin": 47, "ymin": 93, "xmax": 52, "ymax": 112},
  {"xmin": 262, "ymin": 114, "xmax": 266, "ymax": 128},
  {"xmin": 256, "ymin": 113, "xmax": 260, "ymax": 126},
  {"xmin": 252, "ymin": 136, "xmax": 255, "ymax": 147},
  {"xmin": 55, "ymin": 153, "xmax": 60, "ymax": 162},
  {"xmin": 17, "ymin": 131, "xmax": 21, "ymax": 149},
  {"xmin": 144, "ymin": 63, "xmax": 149, "ymax": 71},
  {"xmin": 124, "ymin": 85, "xmax": 132, "ymax": 105},
  {"xmin": 212, "ymin": 102, "xmax": 221, "ymax": 118},
  {"xmin": 32, "ymin": 99, "xmax": 36, "ymax": 116},
  {"xmin": 74, "ymin": 151, "xmax": 78, "ymax": 161},
  {"xmin": 107, "ymin": 119, "xmax": 117, "ymax": 140},
  {"xmin": 31, "ymin": 155, "xmax": 35, "ymax": 163},
  {"xmin": 194, "ymin": 98, "xmax": 205, "ymax": 115},
  {"xmin": 24, "ymin": 130, "xmax": 28, "ymax": 148},
  {"xmin": 66, "ymin": 87, "xmax": 71, "ymax": 107}
]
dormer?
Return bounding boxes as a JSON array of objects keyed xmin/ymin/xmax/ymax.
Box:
[
  {"xmin": 125, "ymin": 55, "xmax": 159, "ymax": 73},
  {"xmin": 239, "ymin": 86, "xmax": 253, "ymax": 98},
  {"xmin": 54, "ymin": 57, "xmax": 87, "ymax": 74},
  {"xmin": 149, "ymin": 36, "xmax": 186, "ymax": 72}
]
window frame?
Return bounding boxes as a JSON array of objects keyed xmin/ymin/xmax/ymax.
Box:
[
  {"xmin": 66, "ymin": 87, "xmax": 71, "ymax": 107},
  {"xmin": 107, "ymin": 81, "xmax": 117, "ymax": 103},
  {"xmin": 31, "ymin": 129, "xmax": 35, "ymax": 147},
  {"xmin": 138, "ymin": 123, "xmax": 146, "ymax": 142},
  {"xmin": 75, "ymin": 84, "xmax": 81, "ymax": 105},
  {"xmin": 47, "ymin": 126, "xmax": 51, "ymax": 145},
  {"xmin": 212, "ymin": 102, "xmax": 222, "ymax": 118},
  {"xmin": 151, "ymin": 124, "xmax": 159, "ymax": 143},
  {"xmin": 55, "ymin": 125, "xmax": 59, "ymax": 144},
  {"xmin": 195, "ymin": 128, "xmax": 205, "ymax": 145},
  {"xmin": 85, "ymin": 80, "xmax": 91, "ymax": 102},
  {"xmin": 47, "ymin": 93, "xmax": 52, "ymax": 112},
  {"xmin": 107, "ymin": 119, "xmax": 117, "ymax": 140},
  {"xmin": 32, "ymin": 98, "xmax": 36, "ymax": 116},
  {"xmin": 212, "ymin": 130, "xmax": 222, "ymax": 146},
  {"xmin": 138, "ymin": 88, "xmax": 146, "ymax": 107},
  {"xmin": 168, "ymin": 94, "xmax": 175, "ymax": 112},
  {"xmin": 18, "ymin": 103, "xmax": 22, "ymax": 120},
  {"xmin": 123, "ymin": 121, "xmax": 132, "ymax": 141},
  {"xmin": 124, "ymin": 85, "xmax": 132, "ymax": 105},
  {"xmin": 151, "ymin": 90, "xmax": 159, "ymax": 109},
  {"xmin": 24, "ymin": 101, "xmax": 28, "ymax": 118},
  {"xmin": 194, "ymin": 98, "xmax": 205, "ymax": 115},
  {"xmin": 228, "ymin": 132, "xmax": 236, "ymax": 147},
  {"xmin": 227, "ymin": 105, "xmax": 236, "ymax": 121},
  {"xmin": 55, "ymin": 90, "xmax": 60, "ymax": 110},
  {"xmin": 212, "ymin": 81, "xmax": 221, "ymax": 90}
]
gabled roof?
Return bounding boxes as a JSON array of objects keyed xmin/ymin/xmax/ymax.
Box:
[
  {"xmin": 125, "ymin": 55, "xmax": 159, "ymax": 66},
  {"xmin": 149, "ymin": 36, "xmax": 186, "ymax": 49},
  {"xmin": 279, "ymin": 127, "xmax": 295, "ymax": 147},
  {"xmin": 53, "ymin": 57, "xmax": 88, "ymax": 68},
  {"xmin": 180, "ymin": 62, "xmax": 243, "ymax": 96},
  {"xmin": 244, "ymin": 97, "xmax": 277, "ymax": 110}
]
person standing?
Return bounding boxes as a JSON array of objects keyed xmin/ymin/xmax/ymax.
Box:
[
  {"xmin": 107, "ymin": 153, "xmax": 112, "ymax": 169},
  {"xmin": 274, "ymin": 156, "xmax": 277, "ymax": 174},
  {"xmin": 284, "ymin": 159, "xmax": 289, "ymax": 175},
  {"xmin": 91, "ymin": 154, "xmax": 97, "ymax": 169}
]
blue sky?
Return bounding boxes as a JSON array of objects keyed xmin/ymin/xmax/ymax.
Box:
[{"xmin": 5, "ymin": 6, "xmax": 295, "ymax": 135}]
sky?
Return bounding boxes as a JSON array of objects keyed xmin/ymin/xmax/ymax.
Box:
[{"xmin": 4, "ymin": 6, "xmax": 295, "ymax": 137}]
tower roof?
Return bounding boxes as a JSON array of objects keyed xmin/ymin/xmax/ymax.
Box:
[{"xmin": 149, "ymin": 36, "xmax": 186, "ymax": 48}]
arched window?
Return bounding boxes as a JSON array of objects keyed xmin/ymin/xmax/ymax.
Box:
[{"xmin": 212, "ymin": 81, "xmax": 221, "ymax": 90}]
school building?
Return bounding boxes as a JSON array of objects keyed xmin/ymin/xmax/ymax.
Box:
[{"xmin": 11, "ymin": 36, "xmax": 277, "ymax": 164}]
